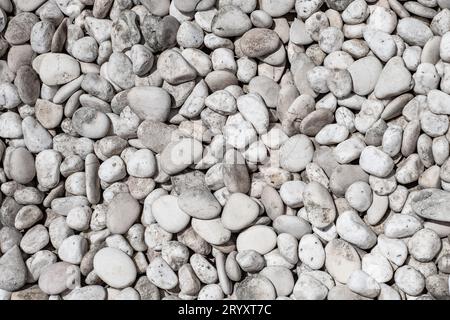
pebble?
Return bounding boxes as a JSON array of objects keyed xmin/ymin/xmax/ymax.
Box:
[
  {"xmin": 411, "ymin": 189, "xmax": 450, "ymax": 222},
  {"xmin": 279, "ymin": 134, "xmax": 314, "ymax": 172},
  {"xmin": 212, "ymin": 6, "xmax": 252, "ymax": 37},
  {"xmin": 394, "ymin": 266, "xmax": 425, "ymax": 296},
  {"xmin": 152, "ymin": 195, "xmax": 191, "ymax": 233},
  {"xmin": 347, "ymin": 270, "xmax": 380, "ymax": 298},
  {"xmin": 191, "ymin": 218, "xmax": 231, "ymax": 246},
  {"xmin": 160, "ymin": 138, "xmax": 203, "ymax": 175},
  {"xmin": 107, "ymin": 193, "xmax": 141, "ymax": 235},
  {"xmin": 94, "ymin": 247, "xmax": 137, "ymax": 289},
  {"xmin": 236, "ymin": 225, "xmax": 277, "ymax": 255},
  {"xmin": 293, "ymin": 273, "xmax": 328, "ymax": 300},
  {"xmin": 298, "ymin": 234, "xmax": 325, "ymax": 270},
  {"xmin": 0, "ymin": 246, "xmax": 27, "ymax": 292},
  {"xmin": 325, "ymin": 239, "xmax": 361, "ymax": 284},
  {"xmin": 303, "ymin": 181, "xmax": 336, "ymax": 228},
  {"xmin": 178, "ymin": 187, "xmax": 221, "ymax": 220},
  {"xmin": 221, "ymin": 193, "xmax": 259, "ymax": 231},
  {"xmin": 38, "ymin": 262, "xmax": 79, "ymax": 295},
  {"xmin": 37, "ymin": 53, "xmax": 80, "ymax": 86},
  {"xmin": 336, "ymin": 211, "xmax": 377, "ymax": 250},
  {"xmin": 235, "ymin": 275, "xmax": 276, "ymax": 300},
  {"xmin": 374, "ymin": 57, "xmax": 412, "ymax": 99},
  {"xmin": 359, "ymin": 146, "xmax": 395, "ymax": 178},
  {"xmin": 240, "ymin": 28, "xmax": 280, "ymax": 58}
]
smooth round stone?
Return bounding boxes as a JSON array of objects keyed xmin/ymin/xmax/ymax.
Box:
[
  {"xmin": 359, "ymin": 146, "xmax": 395, "ymax": 178},
  {"xmin": 250, "ymin": 10, "xmax": 273, "ymax": 28},
  {"xmin": 127, "ymin": 86, "xmax": 171, "ymax": 120},
  {"xmin": 94, "ymin": 248, "xmax": 137, "ymax": 289},
  {"xmin": 141, "ymin": 14, "xmax": 179, "ymax": 53},
  {"xmin": 126, "ymin": 149, "xmax": 156, "ymax": 178},
  {"xmin": 347, "ymin": 270, "xmax": 380, "ymax": 298},
  {"xmin": 273, "ymin": 215, "xmax": 311, "ymax": 240},
  {"xmin": 279, "ymin": 134, "xmax": 314, "ymax": 172},
  {"xmin": 394, "ymin": 266, "xmax": 425, "ymax": 296},
  {"xmin": 345, "ymin": 181, "xmax": 373, "ymax": 212},
  {"xmin": 293, "ymin": 273, "xmax": 328, "ymax": 300},
  {"xmin": 298, "ymin": 234, "xmax": 325, "ymax": 270},
  {"xmin": 20, "ymin": 224, "xmax": 49, "ymax": 254},
  {"xmin": 236, "ymin": 225, "xmax": 277, "ymax": 255},
  {"xmin": 303, "ymin": 181, "xmax": 336, "ymax": 228},
  {"xmin": 260, "ymin": 186, "xmax": 284, "ymax": 220},
  {"xmin": 137, "ymin": 120, "xmax": 176, "ymax": 154},
  {"xmin": 38, "ymin": 262, "xmax": 78, "ymax": 295},
  {"xmin": 336, "ymin": 211, "xmax": 377, "ymax": 250},
  {"xmin": 260, "ymin": 266, "xmax": 295, "ymax": 297},
  {"xmin": 198, "ymin": 284, "xmax": 224, "ymax": 300},
  {"xmin": 235, "ymin": 275, "xmax": 276, "ymax": 300},
  {"xmin": 191, "ymin": 218, "xmax": 231, "ymax": 245},
  {"xmin": 236, "ymin": 250, "xmax": 265, "ymax": 273},
  {"xmin": 72, "ymin": 37, "xmax": 98, "ymax": 63},
  {"xmin": 146, "ymin": 256, "xmax": 178, "ymax": 290},
  {"xmin": 190, "ymin": 253, "xmax": 218, "ymax": 284},
  {"xmin": 384, "ymin": 214, "xmax": 422, "ymax": 238},
  {"xmin": 4, "ymin": 12, "xmax": 39, "ymax": 45},
  {"xmin": 279, "ymin": 181, "xmax": 306, "ymax": 208},
  {"xmin": 407, "ymin": 228, "xmax": 441, "ymax": 262},
  {"xmin": 107, "ymin": 193, "xmax": 141, "ymax": 235},
  {"xmin": 15, "ymin": 205, "xmax": 43, "ymax": 230},
  {"xmin": 35, "ymin": 99, "xmax": 64, "ymax": 129},
  {"xmin": 178, "ymin": 187, "xmax": 221, "ymax": 220},
  {"xmin": 0, "ymin": 112, "xmax": 22, "ymax": 138},
  {"xmin": 0, "ymin": 246, "xmax": 27, "ymax": 292},
  {"xmin": 152, "ymin": 195, "xmax": 191, "ymax": 233},
  {"xmin": 58, "ymin": 235, "xmax": 88, "ymax": 265},
  {"xmin": 221, "ymin": 193, "xmax": 259, "ymax": 232},
  {"xmin": 160, "ymin": 138, "xmax": 203, "ymax": 175},
  {"xmin": 63, "ymin": 285, "xmax": 107, "ymax": 300},
  {"xmin": 205, "ymin": 90, "xmax": 237, "ymax": 115},
  {"xmin": 348, "ymin": 56, "xmax": 382, "ymax": 95},
  {"xmin": 0, "ymin": 83, "xmax": 21, "ymax": 110},
  {"xmin": 374, "ymin": 57, "xmax": 412, "ymax": 100},
  {"xmin": 315, "ymin": 124, "xmax": 349, "ymax": 145},
  {"xmin": 410, "ymin": 189, "xmax": 450, "ymax": 222},
  {"xmin": 21, "ymin": 116, "xmax": 53, "ymax": 153},
  {"xmin": 328, "ymin": 285, "xmax": 370, "ymax": 300},
  {"xmin": 362, "ymin": 252, "xmax": 393, "ymax": 284},
  {"xmin": 239, "ymin": 28, "xmax": 280, "ymax": 58},
  {"xmin": 6, "ymin": 147, "xmax": 36, "ymax": 184},
  {"xmin": 15, "ymin": 65, "xmax": 40, "ymax": 105},
  {"xmin": 98, "ymin": 156, "xmax": 127, "ymax": 183},
  {"xmin": 107, "ymin": 52, "xmax": 134, "ymax": 89},
  {"xmin": 157, "ymin": 49, "xmax": 197, "ymax": 85},
  {"xmin": 72, "ymin": 107, "xmax": 110, "ymax": 139},
  {"xmin": 177, "ymin": 21, "xmax": 204, "ymax": 48},
  {"xmin": 325, "ymin": 239, "xmax": 361, "ymax": 284},
  {"xmin": 211, "ymin": 5, "xmax": 252, "ymax": 37},
  {"xmin": 260, "ymin": 0, "xmax": 294, "ymax": 17},
  {"xmin": 37, "ymin": 53, "xmax": 81, "ymax": 86},
  {"xmin": 377, "ymin": 235, "xmax": 408, "ymax": 267},
  {"xmin": 397, "ymin": 17, "xmax": 433, "ymax": 47}
]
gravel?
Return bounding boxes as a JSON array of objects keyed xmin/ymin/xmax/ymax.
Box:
[{"xmin": 0, "ymin": 0, "xmax": 449, "ymax": 301}]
